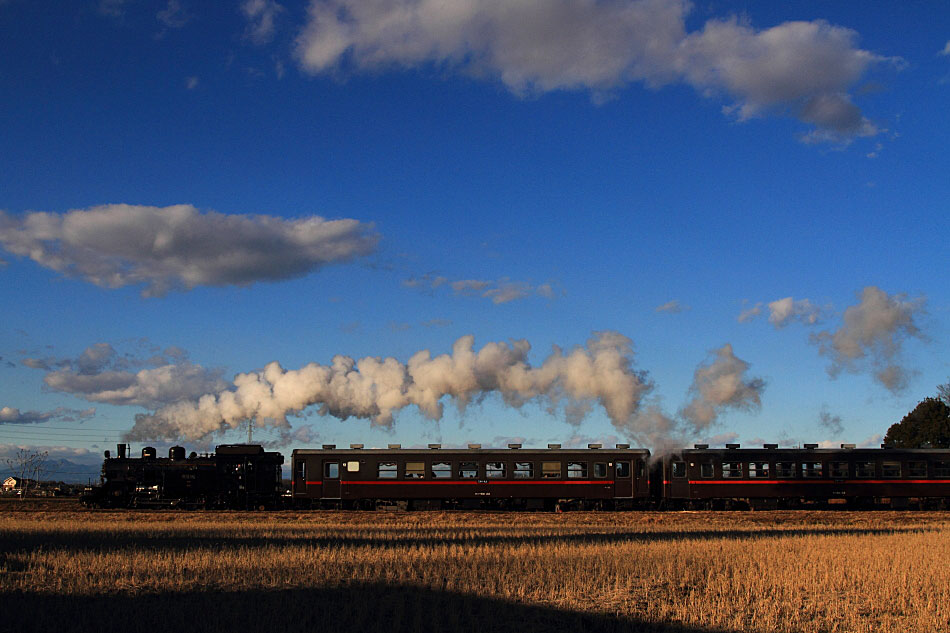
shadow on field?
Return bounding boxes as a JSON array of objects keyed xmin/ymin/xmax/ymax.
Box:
[
  {"xmin": 1, "ymin": 584, "xmax": 731, "ymax": 633},
  {"xmin": 0, "ymin": 526, "xmax": 926, "ymax": 556}
]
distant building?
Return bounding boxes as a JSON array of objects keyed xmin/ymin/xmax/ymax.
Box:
[{"xmin": 2, "ymin": 476, "xmax": 38, "ymax": 492}]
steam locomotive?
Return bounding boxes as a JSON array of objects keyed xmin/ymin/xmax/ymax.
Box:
[
  {"xmin": 82, "ymin": 441, "xmax": 950, "ymax": 510},
  {"xmin": 80, "ymin": 443, "xmax": 284, "ymax": 509}
]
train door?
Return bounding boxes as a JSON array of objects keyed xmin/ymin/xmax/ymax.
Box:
[
  {"xmin": 669, "ymin": 459, "xmax": 690, "ymax": 498},
  {"xmin": 614, "ymin": 460, "xmax": 632, "ymax": 498},
  {"xmin": 322, "ymin": 460, "xmax": 341, "ymax": 498},
  {"xmin": 293, "ymin": 458, "xmax": 306, "ymax": 496}
]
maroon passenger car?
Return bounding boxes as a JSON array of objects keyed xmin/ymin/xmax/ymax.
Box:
[
  {"xmin": 292, "ymin": 443, "xmax": 651, "ymax": 509},
  {"xmin": 655, "ymin": 443, "xmax": 950, "ymax": 509}
]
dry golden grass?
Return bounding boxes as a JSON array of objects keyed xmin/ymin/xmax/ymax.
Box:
[{"xmin": 1, "ymin": 504, "xmax": 948, "ymax": 632}]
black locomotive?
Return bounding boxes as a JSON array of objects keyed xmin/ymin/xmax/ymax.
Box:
[{"xmin": 80, "ymin": 443, "xmax": 284, "ymax": 509}]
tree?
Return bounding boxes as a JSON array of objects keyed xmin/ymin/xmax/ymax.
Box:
[
  {"xmin": 883, "ymin": 397, "xmax": 950, "ymax": 448},
  {"xmin": 938, "ymin": 380, "xmax": 950, "ymax": 406},
  {"xmin": 4, "ymin": 449, "xmax": 48, "ymax": 497}
]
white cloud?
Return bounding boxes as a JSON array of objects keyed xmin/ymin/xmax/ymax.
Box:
[
  {"xmin": 737, "ymin": 302, "xmax": 763, "ymax": 322},
  {"xmin": 0, "ymin": 406, "xmax": 95, "ymax": 425},
  {"xmin": 25, "ymin": 343, "xmax": 228, "ymax": 409},
  {"xmin": 157, "ymin": 0, "xmax": 191, "ymax": 29},
  {"xmin": 940, "ymin": 41, "xmax": 950, "ymax": 56},
  {"xmin": 295, "ymin": 0, "xmax": 896, "ymax": 140},
  {"xmin": 185, "ymin": 76, "xmax": 199, "ymax": 90},
  {"xmin": 404, "ymin": 273, "xmax": 562, "ymax": 304},
  {"xmin": 767, "ymin": 296, "xmax": 823, "ymax": 327},
  {"xmin": 655, "ymin": 299, "xmax": 688, "ymax": 313},
  {"xmin": 242, "ymin": 0, "xmax": 285, "ymax": 45},
  {"xmin": 810, "ymin": 286, "xmax": 926, "ymax": 393},
  {"xmin": 0, "ymin": 204, "xmax": 378, "ymax": 296}
]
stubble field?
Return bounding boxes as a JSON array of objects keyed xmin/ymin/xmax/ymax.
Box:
[{"xmin": 1, "ymin": 501, "xmax": 948, "ymax": 633}]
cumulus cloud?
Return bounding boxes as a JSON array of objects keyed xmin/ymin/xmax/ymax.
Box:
[
  {"xmin": 404, "ymin": 273, "xmax": 561, "ymax": 304},
  {"xmin": 126, "ymin": 331, "xmax": 655, "ymax": 443},
  {"xmin": 242, "ymin": 0, "xmax": 285, "ymax": 45},
  {"xmin": 767, "ymin": 296, "xmax": 823, "ymax": 327},
  {"xmin": 157, "ymin": 0, "xmax": 191, "ymax": 28},
  {"xmin": 941, "ymin": 41, "xmax": 950, "ymax": 56},
  {"xmin": 679, "ymin": 344, "xmax": 766, "ymax": 432},
  {"xmin": 655, "ymin": 299, "xmax": 687, "ymax": 313},
  {"xmin": 810, "ymin": 286, "xmax": 926, "ymax": 393},
  {"xmin": 737, "ymin": 302, "xmax": 763, "ymax": 322},
  {"xmin": 26, "ymin": 343, "xmax": 227, "ymax": 409},
  {"xmin": 0, "ymin": 406, "xmax": 95, "ymax": 425},
  {"xmin": 0, "ymin": 204, "xmax": 378, "ymax": 296},
  {"xmin": 295, "ymin": 0, "xmax": 895, "ymax": 140}
]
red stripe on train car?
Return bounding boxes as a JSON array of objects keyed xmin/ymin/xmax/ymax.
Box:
[
  {"xmin": 339, "ymin": 479, "xmax": 616, "ymax": 485},
  {"xmin": 684, "ymin": 479, "xmax": 950, "ymax": 485}
]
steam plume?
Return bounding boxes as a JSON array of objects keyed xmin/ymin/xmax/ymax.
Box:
[{"xmin": 127, "ymin": 332, "xmax": 653, "ymax": 442}]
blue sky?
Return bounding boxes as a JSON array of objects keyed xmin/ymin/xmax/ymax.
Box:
[{"xmin": 1, "ymin": 0, "xmax": 948, "ymax": 466}]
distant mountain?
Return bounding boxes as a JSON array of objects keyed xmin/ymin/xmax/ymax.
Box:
[{"xmin": 1, "ymin": 458, "xmax": 102, "ymax": 485}]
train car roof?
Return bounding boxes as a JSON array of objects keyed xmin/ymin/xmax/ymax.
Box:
[
  {"xmin": 292, "ymin": 446, "xmax": 650, "ymax": 456},
  {"xmin": 671, "ymin": 447, "xmax": 950, "ymax": 455}
]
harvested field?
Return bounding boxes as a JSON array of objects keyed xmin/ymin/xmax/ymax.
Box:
[{"xmin": 1, "ymin": 503, "xmax": 948, "ymax": 633}]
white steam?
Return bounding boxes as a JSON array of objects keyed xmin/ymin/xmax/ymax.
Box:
[{"xmin": 127, "ymin": 331, "xmax": 654, "ymax": 442}]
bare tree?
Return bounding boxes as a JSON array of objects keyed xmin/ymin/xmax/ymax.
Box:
[
  {"xmin": 939, "ymin": 380, "xmax": 950, "ymax": 406},
  {"xmin": 4, "ymin": 449, "xmax": 49, "ymax": 498}
]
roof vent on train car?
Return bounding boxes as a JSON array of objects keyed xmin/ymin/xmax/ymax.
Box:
[
  {"xmin": 548, "ymin": 443, "xmax": 561, "ymax": 449},
  {"xmin": 508, "ymin": 443, "xmax": 522, "ymax": 449},
  {"xmin": 694, "ymin": 444, "xmax": 709, "ymax": 449},
  {"xmin": 725, "ymin": 443, "xmax": 740, "ymax": 449},
  {"xmin": 804, "ymin": 443, "xmax": 818, "ymax": 449},
  {"xmin": 322, "ymin": 444, "xmax": 336, "ymax": 450},
  {"xmin": 350, "ymin": 444, "xmax": 364, "ymax": 449},
  {"xmin": 142, "ymin": 446, "xmax": 157, "ymax": 459},
  {"xmin": 763, "ymin": 443, "xmax": 778, "ymax": 449},
  {"xmin": 588, "ymin": 443, "xmax": 602, "ymax": 449},
  {"xmin": 616, "ymin": 444, "xmax": 630, "ymax": 449},
  {"xmin": 428, "ymin": 444, "xmax": 442, "ymax": 449},
  {"xmin": 841, "ymin": 443, "xmax": 856, "ymax": 449},
  {"xmin": 467, "ymin": 443, "xmax": 481, "ymax": 449},
  {"xmin": 388, "ymin": 444, "xmax": 402, "ymax": 449}
]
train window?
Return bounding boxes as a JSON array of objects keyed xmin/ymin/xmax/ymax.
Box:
[
  {"xmin": 722, "ymin": 462, "xmax": 742, "ymax": 478},
  {"xmin": 459, "ymin": 462, "xmax": 478, "ymax": 479},
  {"xmin": 295, "ymin": 461, "xmax": 305, "ymax": 480},
  {"xmin": 514, "ymin": 462, "xmax": 533, "ymax": 479},
  {"xmin": 936, "ymin": 462, "xmax": 950, "ymax": 478},
  {"xmin": 801, "ymin": 462, "xmax": 822, "ymax": 478},
  {"xmin": 671, "ymin": 462, "xmax": 686, "ymax": 478},
  {"xmin": 324, "ymin": 461, "xmax": 339, "ymax": 479},
  {"xmin": 543, "ymin": 462, "xmax": 562, "ymax": 479},
  {"xmin": 594, "ymin": 463, "xmax": 608, "ymax": 478},
  {"xmin": 776, "ymin": 462, "xmax": 795, "ymax": 478},
  {"xmin": 615, "ymin": 461, "xmax": 630, "ymax": 479},
  {"xmin": 567, "ymin": 462, "xmax": 588, "ymax": 479},
  {"xmin": 700, "ymin": 463, "xmax": 714, "ymax": 478},
  {"xmin": 377, "ymin": 462, "xmax": 397, "ymax": 479},
  {"xmin": 405, "ymin": 462, "xmax": 425, "ymax": 479},
  {"xmin": 855, "ymin": 461, "xmax": 875, "ymax": 478},
  {"xmin": 346, "ymin": 461, "xmax": 360, "ymax": 473},
  {"xmin": 829, "ymin": 462, "xmax": 848, "ymax": 478},
  {"xmin": 748, "ymin": 462, "xmax": 770, "ymax": 478},
  {"xmin": 636, "ymin": 460, "xmax": 645, "ymax": 478},
  {"xmin": 882, "ymin": 461, "xmax": 901, "ymax": 478},
  {"xmin": 431, "ymin": 462, "xmax": 451, "ymax": 479},
  {"xmin": 486, "ymin": 462, "xmax": 506, "ymax": 478},
  {"xmin": 908, "ymin": 461, "xmax": 927, "ymax": 478}
]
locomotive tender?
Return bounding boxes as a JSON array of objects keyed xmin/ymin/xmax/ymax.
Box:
[{"xmin": 82, "ymin": 441, "xmax": 950, "ymax": 510}]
